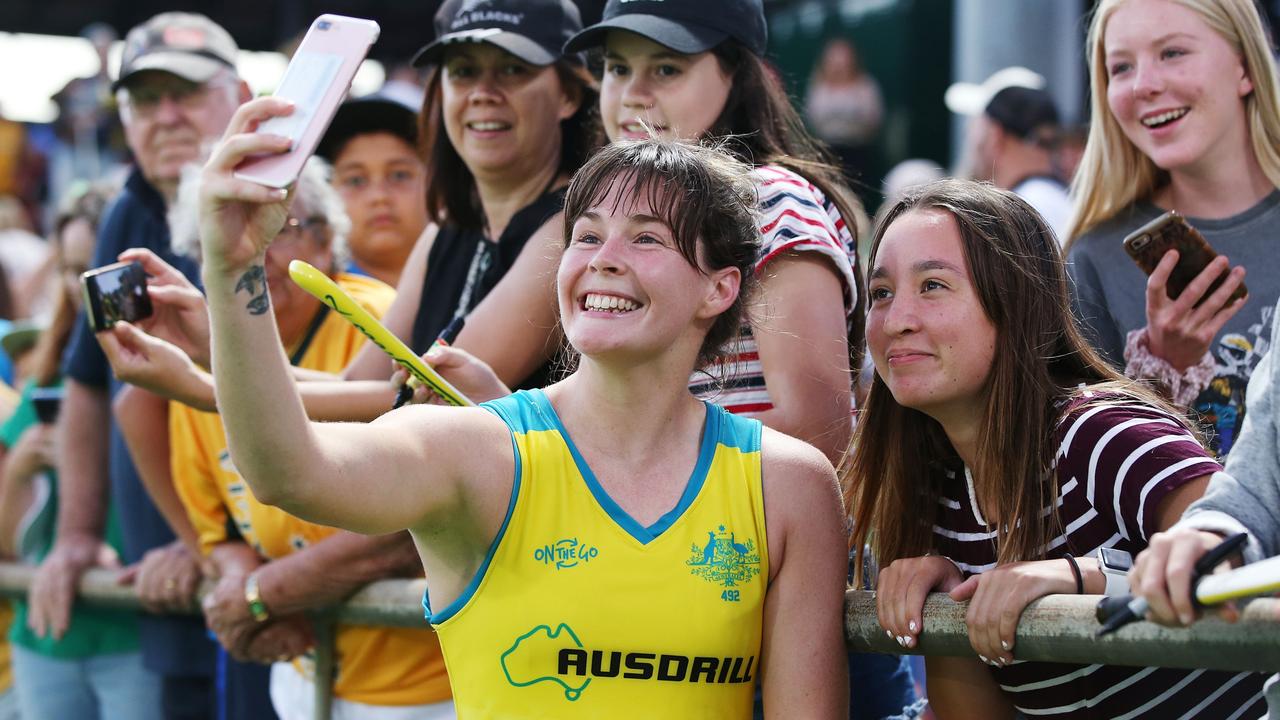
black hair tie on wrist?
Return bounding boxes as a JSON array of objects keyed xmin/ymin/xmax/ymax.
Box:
[{"xmin": 1063, "ymin": 553, "xmax": 1084, "ymax": 594}]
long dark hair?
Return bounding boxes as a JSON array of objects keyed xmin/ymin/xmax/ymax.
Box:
[
  {"xmin": 562, "ymin": 139, "xmax": 760, "ymax": 368},
  {"xmin": 845, "ymin": 179, "xmax": 1190, "ymax": 580},
  {"xmin": 708, "ymin": 40, "xmax": 866, "ymax": 370},
  {"xmin": 418, "ymin": 56, "xmax": 601, "ymax": 230}
]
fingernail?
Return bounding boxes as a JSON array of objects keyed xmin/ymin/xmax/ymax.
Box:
[
  {"xmin": 1180, "ymin": 612, "xmax": 1193, "ymax": 625},
  {"xmin": 904, "ymin": 636, "xmax": 914, "ymax": 648},
  {"xmin": 896, "ymin": 635, "xmax": 905, "ymax": 647},
  {"xmin": 979, "ymin": 654, "xmax": 990, "ymax": 664},
  {"xmin": 1001, "ymin": 640, "xmax": 1010, "ymax": 651},
  {"xmin": 908, "ymin": 620, "xmax": 918, "ymax": 633},
  {"xmin": 273, "ymin": 189, "xmax": 287, "ymax": 199},
  {"xmin": 885, "ymin": 629, "xmax": 892, "ymax": 639}
]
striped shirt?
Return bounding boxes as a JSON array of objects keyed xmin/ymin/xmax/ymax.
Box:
[
  {"xmin": 690, "ymin": 164, "xmax": 857, "ymax": 414},
  {"xmin": 934, "ymin": 392, "xmax": 1267, "ymax": 718}
]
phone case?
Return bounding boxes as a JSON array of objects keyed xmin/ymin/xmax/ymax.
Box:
[
  {"xmin": 233, "ymin": 15, "xmax": 380, "ymax": 188},
  {"xmin": 80, "ymin": 261, "xmax": 153, "ymax": 332},
  {"xmin": 1122, "ymin": 211, "xmax": 1247, "ymax": 307}
]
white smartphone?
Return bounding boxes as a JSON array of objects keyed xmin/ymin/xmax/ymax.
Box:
[{"xmin": 234, "ymin": 15, "xmax": 380, "ymax": 188}]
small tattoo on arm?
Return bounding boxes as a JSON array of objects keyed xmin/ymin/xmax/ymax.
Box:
[{"xmin": 235, "ymin": 265, "xmax": 270, "ymax": 315}]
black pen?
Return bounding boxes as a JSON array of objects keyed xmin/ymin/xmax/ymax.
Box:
[
  {"xmin": 392, "ymin": 316, "xmax": 465, "ymax": 409},
  {"xmin": 1096, "ymin": 532, "xmax": 1249, "ymax": 636}
]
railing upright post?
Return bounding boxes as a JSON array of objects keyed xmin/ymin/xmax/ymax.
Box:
[{"xmin": 312, "ymin": 615, "xmax": 335, "ymax": 720}]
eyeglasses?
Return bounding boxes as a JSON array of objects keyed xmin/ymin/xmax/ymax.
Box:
[
  {"xmin": 276, "ymin": 216, "xmax": 330, "ymax": 247},
  {"xmin": 120, "ymin": 80, "xmax": 227, "ymax": 118}
]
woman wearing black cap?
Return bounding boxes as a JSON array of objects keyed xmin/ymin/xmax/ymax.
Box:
[
  {"xmin": 359, "ymin": 0, "xmax": 598, "ymax": 391},
  {"xmin": 564, "ymin": 2, "xmax": 922, "ymax": 717},
  {"xmin": 567, "ymin": 0, "xmax": 862, "ymax": 472}
]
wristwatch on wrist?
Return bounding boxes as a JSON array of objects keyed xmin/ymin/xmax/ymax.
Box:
[
  {"xmin": 1099, "ymin": 547, "xmax": 1133, "ymax": 597},
  {"xmin": 244, "ymin": 571, "xmax": 270, "ymax": 623}
]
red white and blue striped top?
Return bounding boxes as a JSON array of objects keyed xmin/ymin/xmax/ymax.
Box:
[{"xmin": 689, "ymin": 164, "xmax": 858, "ymax": 414}]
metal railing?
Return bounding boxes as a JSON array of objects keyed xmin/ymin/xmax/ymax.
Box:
[{"xmin": 0, "ymin": 563, "xmax": 1276, "ymax": 718}]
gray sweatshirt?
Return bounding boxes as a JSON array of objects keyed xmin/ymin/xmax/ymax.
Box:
[{"xmin": 1176, "ymin": 297, "xmax": 1280, "ymax": 715}]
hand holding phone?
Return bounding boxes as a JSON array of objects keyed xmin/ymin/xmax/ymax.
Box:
[
  {"xmin": 1123, "ymin": 211, "xmax": 1247, "ymax": 307},
  {"xmin": 1124, "ymin": 211, "xmax": 1248, "ymax": 372},
  {"xmin": 81, "ymin": 261, "xmax": 153, "ymax": 332},
  {"xmin": 234, "ymin": 15, "xmax": 380, "ymax": 188}
]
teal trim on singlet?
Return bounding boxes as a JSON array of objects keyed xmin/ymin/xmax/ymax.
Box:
[
  {"xmin": 714, "ymin": 403, "xmax": 762, "ymax": 454},
  {"xmin": 422, "ymin": 395, "xmax": 525, "ymax": 625},
  {"xmin": 528, "ymin": 388, "xmax": 719, "ymax": 545}
]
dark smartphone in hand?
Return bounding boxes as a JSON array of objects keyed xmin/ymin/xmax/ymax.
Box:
[
  {"xmin": 80, "ymin": 260, "xmax": 153, "ymax": 332},
  {"xmin": 1122, "ymin": 211, "xmax": 1247, "ymax": 308},
  {"xmin": 30, "ymin": 387, "xmax": 63, "ymax": 424}
]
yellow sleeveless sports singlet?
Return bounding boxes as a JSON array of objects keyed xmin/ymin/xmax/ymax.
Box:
[{"xmin": 428, "ymin": 389, "xmax": 769, "ymax": 719}]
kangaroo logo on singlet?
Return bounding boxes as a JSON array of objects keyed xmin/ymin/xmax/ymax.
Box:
[{"xmin": 686, "ymin": 525, "xmax": 761, "ymax": 596}]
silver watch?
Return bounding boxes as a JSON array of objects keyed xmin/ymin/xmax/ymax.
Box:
[{"xmin": 1099, "ymin": 547, "xmax": 1133, "ymax": 596}]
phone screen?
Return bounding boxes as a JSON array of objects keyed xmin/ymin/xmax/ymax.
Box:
[
  {"xmin": 255, "ymin": 51, "xmax": 344, "ymax": 145},
  {"xmin": 81, "ymin": 261, "xmax": 153, "ymax": 332}
]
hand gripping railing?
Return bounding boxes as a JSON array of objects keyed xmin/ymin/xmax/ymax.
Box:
[
  {"xmin": 1, "ymin": 563, "xmax": 1278, "ymax": 719},
  {"xmin": 845, "ymin": 590, "xmax": 1280, "ymax": 672}
]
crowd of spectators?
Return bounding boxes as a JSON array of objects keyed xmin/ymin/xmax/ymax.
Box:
[{"xmin": 0, "ymin": 0, "xmax": 1277, "ymax": 718}]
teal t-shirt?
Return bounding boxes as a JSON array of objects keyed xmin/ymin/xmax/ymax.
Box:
[{"xmin": 1, "ymin": 379, "xmax": 139, "ymax": 658}]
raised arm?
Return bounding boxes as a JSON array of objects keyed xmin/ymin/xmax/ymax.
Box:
[
  {"xmin": 758, "ymin": 429, "xmax": 848, "ymax": 718},
  {"xmin": 749, "ymin": 252, "xmax": 853, "ymax": 465},
  {"xmin": 453, "ymin": 216, "xmax": 564, "ymax": 387},
  {"xmin": 198, "ymin": 97, "xmax": 509, "ymax": 536}
]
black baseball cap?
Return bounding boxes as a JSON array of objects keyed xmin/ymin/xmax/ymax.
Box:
[
  {"xmin": 316, "ymin": 90, "xmax": 422, "ymax": 163},
  {"xmin": 564, "ymin": 0, "xmax": 767, "ymax": 57},
  {"xmin": 985, "ymin": 86, "xmax": 1060, "ymax": 142},
  {"xmin": 411, "ymin": 0, "xmax": 584, "ymax": 67},
  {"xmin": 113, "ymin": 12, "xmax": 239, "ymax": 92}
]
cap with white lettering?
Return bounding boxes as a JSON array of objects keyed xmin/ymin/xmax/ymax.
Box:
[{"xmin": 411, "ymin": 0, "xmax": 584, "ymax": 67}]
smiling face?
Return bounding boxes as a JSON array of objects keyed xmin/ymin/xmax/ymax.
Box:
[
  {"xmin": 1103, "ymin": 0, "xmax": 1253, "ymax": 175},
  {"xmin": 439, "ymin": 43, "xmax": 579, "ymax": 179},
  {"xmin": 866, "ymin": 209, "xmax": 997, "ymax": 421},
  {"xmin": 600, "ymin": 31, "xmax": 734, "ymax": 142},
  {"xmin": 557, "ymin": 179, "xmax": 738, "ymax": 365}
]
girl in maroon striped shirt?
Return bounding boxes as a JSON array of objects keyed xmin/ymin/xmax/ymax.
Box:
[{"xmin": 846, "ymin": 179, "xmax": 1265, "ymax": 718}]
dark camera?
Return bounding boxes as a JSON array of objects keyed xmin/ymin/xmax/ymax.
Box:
[
  {"xmin": 81, "ymin": 261, "xmax": 153, "ymax": 332},
  {"xmin": 31, "ymin": 387, "xmax": 63, "ymax": 424},
  {"xmin": 317, "ymin": 19, "xmax": 332, "ymax": 30}
]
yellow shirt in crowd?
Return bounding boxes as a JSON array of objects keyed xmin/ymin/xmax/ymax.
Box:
[{"xmin": 170, "ymin": 273, "xmax": 450, "ymax": 706}]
